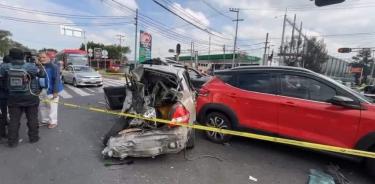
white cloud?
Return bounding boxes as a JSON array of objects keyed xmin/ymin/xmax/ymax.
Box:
[
  {"xmin": 170, "ymin": 2, "xmax": 210, "ymax": 28},
  {"xmin": 102, "ymin": 0, "xmax": 138, "ymax": 16}
]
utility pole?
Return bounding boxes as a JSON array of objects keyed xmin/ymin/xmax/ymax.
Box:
[
  {"xmin": 230, "ymin": 8, "xmax": 244, "ymax": 68},
  {"xmin": 134, "ymin": 8, "xmax": 138, "ymax": 66},
  {"xmin": 263, "ymin": 33, "xmax": 269, "ymax": 65},
  {"xmin": 280, "ymin": 11, "xmax": 287, "ymax": 64},
  {"xmin": 190, "ymin": 41, "xmax": 193, "ymax": 66},
  {"xmin": 371, "ymin": 50, "xmax": 375, "ymax": 80},
  {"xmin": 223, "ymin": 44, "xmax": 226, "ymax": 61},
  {"xmin": 116, "ymin": 34, "xmax": 126, "ymax": 47},
  {"xmin": 116, "ymin": 34, "xmax": 126, "ymax": 64},
  {"xmin": 290, "ymin": 14, "xmax": 296, "ymax": 54},
  {"xmin": 296, "ymin": 21, "xmax": 303, "ymax": 55},
  {"xmin": 208, "ymin": 35, "xmax": 211, "ymax": 61},
  {"xmin": 195, "ymin": 51, "xmax": 198, "ymax": 69}
]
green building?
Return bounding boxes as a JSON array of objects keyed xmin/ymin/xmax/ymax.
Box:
[{"xmin": 176, "ymin": 53, "xmax": 261, "ymax": 72}]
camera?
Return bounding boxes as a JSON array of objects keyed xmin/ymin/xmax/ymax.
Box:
[{"xmin": 24, "ymin": 51, "xmax": 36, "ymax": 63}]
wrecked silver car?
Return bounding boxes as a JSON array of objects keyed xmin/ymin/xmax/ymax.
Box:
[{"xmin": 102, "ymin": 64, "xmax": 196, "ymax": 159}]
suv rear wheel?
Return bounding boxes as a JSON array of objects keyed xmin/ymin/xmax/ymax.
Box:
[
  {"xmin": 204, "ymin": 112, "xmax": 232, "ymax": 143},
  {"xmin": 365, "ymin": 146, "xmax": 375, "ymax": 177}
]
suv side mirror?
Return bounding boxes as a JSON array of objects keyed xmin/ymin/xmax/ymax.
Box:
[{"xmin": 328, "ymin": 96, "xmax": 364, "ymax": 110}]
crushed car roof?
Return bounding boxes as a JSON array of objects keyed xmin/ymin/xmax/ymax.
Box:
[{"xmin": 142, "ymin": 64, "xmax": 186, "ymax": 75}]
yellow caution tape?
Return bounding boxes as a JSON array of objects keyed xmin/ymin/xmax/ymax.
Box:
[{"xmin": 42, "ymin": 99, "xmax": 375, "ymax": 159}]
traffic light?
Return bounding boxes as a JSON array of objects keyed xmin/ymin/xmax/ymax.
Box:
[
  {"xmin": 176, "ymin": 44, "xmax": 181, "ymax": 55},
  {"xmin": 338, "ymin": 48, "xmax": 352, "ymax": 53}
]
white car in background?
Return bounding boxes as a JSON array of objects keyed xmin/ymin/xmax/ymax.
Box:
[{"xmin": 61, "ymin": 65, "xmax": 103, "ymax": 87}]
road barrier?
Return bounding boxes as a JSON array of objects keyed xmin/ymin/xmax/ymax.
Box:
[{"xmin": 42, "ymin": 99, "xmax": 375, "ymax": 159}]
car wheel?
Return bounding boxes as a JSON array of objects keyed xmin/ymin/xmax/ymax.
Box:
[
  {"xmin": 204, "ymin": 112, "xmax": 232, "ymax": 143},
  {"xmin": 103, "ymin": 117, "xmax": 130, "ymax": 146},
  {"xmin": 73, "ymin": 78, "xmax": 78, "ymax": 87},
  {"xmin": 186, "ymin": 129, "xmax": 195, "ymax": 149},
  {"xmin": 61, "ymin": 76, "xmax": 66, "ymax": 84},
  {"xmin": 365, "ymin": 146, "xmax": 375, "ymax": 177}
]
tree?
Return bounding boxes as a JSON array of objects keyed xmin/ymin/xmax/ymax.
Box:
[
  {"xmin": 0, "ymin": 30, "xmax": 12, "ymax": 56},
  {"xmin": 351, "ymin": 49, "xmax": 373, "ymax": 84},
  {"xmin": 283, "ymin": 36, "xmax": 328, "ymax": 73},
  {"xmin": 80, "ymin": 41, "xmax": 130, "ymax": 60},
  {"xmin": 40, "ymin": 48, "xmax": 58, "ymax": 53}
]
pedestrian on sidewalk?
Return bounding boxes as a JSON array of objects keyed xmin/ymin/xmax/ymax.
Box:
[
  {"xmin": 38, "ymin": 52, "xmax": 63, "ymax": 129},
  {"xmin": 0, "ymin": 48, "xmax": 45, "ymax": 147}
]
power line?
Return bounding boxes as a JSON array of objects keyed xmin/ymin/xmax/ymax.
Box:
[
  {"xmin": 201, "ymin": 0, "xmax": 234, "ymax": 20},
  {"xmin": 0, "ymin": 15, "xmax": 134, "ymax": 26},
  {"xmin": 240, "ymin": 4, "xmax": 375, "ymax": 12},
  {"xmin": 152, "ymin": 0, "xmax": 232, "ymax": 40},
  {"xmin": 0, "ymin": 3, "xmax": 131, "ymax": 19},
  {"xmin": 105, "ymin": 0, "xmax": 226, "ymax": 47}
]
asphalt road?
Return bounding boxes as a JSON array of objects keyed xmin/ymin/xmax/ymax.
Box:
[{"xmin": 0, "ymin": 79, "xmax": 373, "ymax": 184}]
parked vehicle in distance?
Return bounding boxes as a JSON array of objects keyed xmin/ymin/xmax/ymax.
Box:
[
  {"xmin": 55, "ymin": 49, "xmax": 88, "ymax": 69},
  {"xmin": 61, "ymin": 65, "xmax": 103, "ymax": 87},
  {"xmin": 196, "ymin": 66, "xmax": 375, "ymax": 175},
  {"xmin": 102, "ymin": 65, "xmax": 196, "ymax": 159}
]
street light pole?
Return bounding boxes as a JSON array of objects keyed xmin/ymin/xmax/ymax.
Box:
[
  {"xmin": 230, "ymin": 8, "xmax": 244, "ymax": 68},
  {"xmin": 134, "ymin": 8, "xmax": 138, "ymax": 67},
  {"xmin": 263, "ymin": 33, "xmax": 269, "ymax": 65}
]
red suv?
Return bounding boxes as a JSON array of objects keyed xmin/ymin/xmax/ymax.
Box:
[{"xmin": 196, "ymin": 66, "xmax": 375, "ymax": 173}]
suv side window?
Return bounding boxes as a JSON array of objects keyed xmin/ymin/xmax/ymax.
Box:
[
  {"xmin": 216, "ymin": 72, "xmax": 237, "ymax": 86},
  {"xmin": 280, "ymin": 74, "xmax": 336, "ymax": 102},
  {"xmin": 237, "ymin": 73, "xmax": 273, "ymax": 94}
]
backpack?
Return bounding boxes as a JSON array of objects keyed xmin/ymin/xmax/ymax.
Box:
[{"xmin": 7, "ymin": 63, "xmax": 30, "ymax": 94}]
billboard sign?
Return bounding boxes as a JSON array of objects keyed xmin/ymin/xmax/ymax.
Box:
[
  {"xmin": 139, "ymin": 30, "xmax": 152, "ymax": 63},
  {"xmin": 60, "ymin": 25, "xmax": 83, "ymax": 37}
]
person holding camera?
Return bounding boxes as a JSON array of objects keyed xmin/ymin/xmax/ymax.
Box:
[{"xmin": 0, "ymin": 48, "xmax": 45, "ymax": 147}]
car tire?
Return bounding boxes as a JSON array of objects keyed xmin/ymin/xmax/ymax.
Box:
[
  {"xmin": 365, "ymin": 146, "xmax": 375, "ymax": 177},
  {"xmin": 186, "ymin": 129, "xmax": 195, "ymax": 149},
  {"xmin": 61, "ymin": 76, "xmax": 66, "ymax": 84},
  {"xmin": 204, "ymin": 112, "xmax": 232, "ymax": 143},
  {"xmin": 102, "ymin": 117, "xmax": 130, "ymax": 146},
  {"xmin": 73, "ymin": 78, "xmax": 78, "ymax": 87}
]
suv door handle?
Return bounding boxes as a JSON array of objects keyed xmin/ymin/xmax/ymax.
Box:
[
  {"xmin": 283, "ymin": 101, "xmax": 296, "ymax": 107},
  {"xmin": 228, "ymin": 93, "xmax": 237, "ymax": 97}
]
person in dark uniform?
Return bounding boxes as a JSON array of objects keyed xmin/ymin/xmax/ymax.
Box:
[
  {"xmin": 0, "ymin": 48, "xmax": 45, "ymax": 147},
  {"xmin": 0, "ymin": 55, "xmax": 11, "ymax": 142}
]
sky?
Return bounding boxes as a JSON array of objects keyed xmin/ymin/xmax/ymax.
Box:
[{"xmin": 0, "ymin": 0, "xmax": 374, "ymax": 61}]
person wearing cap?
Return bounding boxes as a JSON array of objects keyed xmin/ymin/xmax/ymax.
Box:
[{"xmin": 0, "ymin": 48, "xmax": 45, "ymax": 147}]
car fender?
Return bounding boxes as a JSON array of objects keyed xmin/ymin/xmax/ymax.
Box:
[
  {"xmin": 355, "ymin": 132, "xmax": 375, "ymax": 151},
  {"xmin": 197, "ymin": 103, "xmax": 239, "ymax": 128}
]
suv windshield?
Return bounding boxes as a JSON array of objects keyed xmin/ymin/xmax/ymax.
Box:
[
  {"xmin": 317, "ymin": 73, "xmax": 374, "ymax": 103},
  {"xmin": 74, "ymin": 66, "xmax": 94, "ymax": 72}
]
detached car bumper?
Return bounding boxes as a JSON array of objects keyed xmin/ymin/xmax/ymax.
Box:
[{"xmin": 102, "ymin": 126, "xmax": 189, "ymax": 159}]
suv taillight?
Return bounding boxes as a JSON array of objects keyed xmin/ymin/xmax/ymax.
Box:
[
  {"xmin": 198, "ymin": 88, "xmax": 210, "ymax": 97},
  {"xmin": 169, "ymin": 103, "xmax": 190, "ymax": 128}
]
